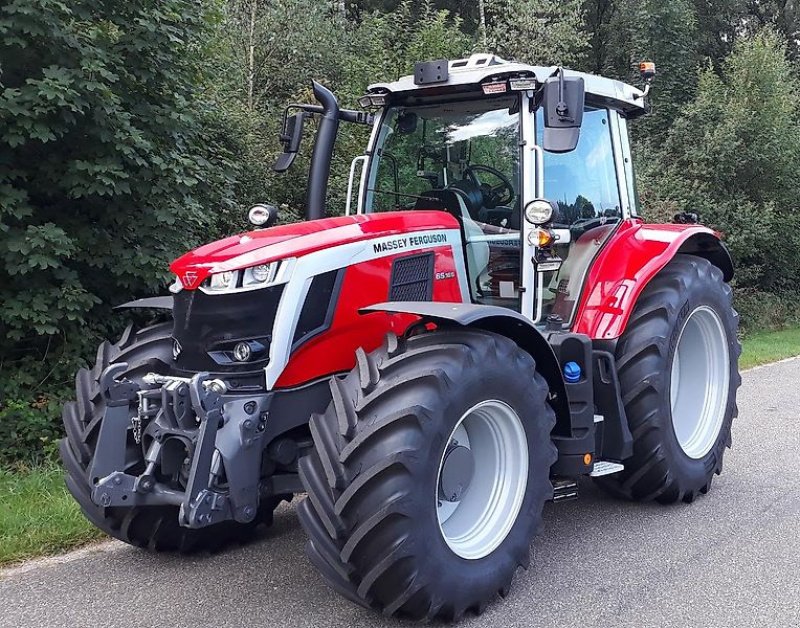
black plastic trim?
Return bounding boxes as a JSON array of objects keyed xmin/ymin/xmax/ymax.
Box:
[
  {"xmin": 115, "ymin": 296, "xmax": 173, "ymax": 310},
  {"xmin": 291, "ymin": 268, "xmax": 345, "ymax": 352}
]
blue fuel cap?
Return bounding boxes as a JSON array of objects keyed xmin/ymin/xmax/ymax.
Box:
[{"xmin": 563, "ymin": 361, "xmax": 582, "ymax": 383}]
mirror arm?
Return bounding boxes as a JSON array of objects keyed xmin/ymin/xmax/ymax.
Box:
[
  {"xmin": 282, "ymin": 103, "xmax": 373, "ymax": 126},
  {"xmin": 555, "ymin": 68, "xmax": 572, "ymax": 122}
]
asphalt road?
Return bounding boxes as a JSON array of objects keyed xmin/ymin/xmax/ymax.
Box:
[{"xmin": 2, "ymin": 358, "xmax": 799, "ymax": 628}]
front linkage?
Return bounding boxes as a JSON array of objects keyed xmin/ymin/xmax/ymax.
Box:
[{"xmin": 89, "ymin": 364, "xmax": 273, "ymax": 529}]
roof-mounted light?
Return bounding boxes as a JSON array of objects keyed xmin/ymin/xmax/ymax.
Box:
[
  {"xmin": 509, "ymin": 77, "xmax": 537, "ymax": 91},
  {"xmin": 358, "ymin": 92, "xmax": 388, "ymax": 108},
  {"xmin": 639, "ymin": 61, "xmax": 656, "ymax": 81}
]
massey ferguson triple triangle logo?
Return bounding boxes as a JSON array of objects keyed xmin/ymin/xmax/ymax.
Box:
[{"xmin": 181, "ymin": 270, "xmax": 199, "ymax": 289}]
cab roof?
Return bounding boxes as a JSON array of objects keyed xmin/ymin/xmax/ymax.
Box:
[{"xmin": 367, "ymin": 53, "xmax": 647, "ymax": 116}]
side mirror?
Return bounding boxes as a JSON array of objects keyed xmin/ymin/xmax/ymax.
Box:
[
  {"xmin": 273, "ymin": 112, "xmax": 306, "ymax": 172},
  {"xmin": 248, "ymin": 203, "xmax": 279, "ymax": 228},
  {"xmin": 542, "ymin": 74, "xmax": 585, "ymax": 153}
]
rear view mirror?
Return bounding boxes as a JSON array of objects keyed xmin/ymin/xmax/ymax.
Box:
[
  {"xmin": 396, "ymin": 111, "xmax": 418, "ymax": 135},
  {"xmin": 273, "ymin": 112, "xmax": 307, "ymax": 172},
  {"xmin": 542, "ymin": 74, "xmax": 585, "ymax": 153}
]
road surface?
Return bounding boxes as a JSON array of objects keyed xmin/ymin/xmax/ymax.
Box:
[{"xmin": 2, "ymin": 358, "xmax": 799, "ymax": 627}]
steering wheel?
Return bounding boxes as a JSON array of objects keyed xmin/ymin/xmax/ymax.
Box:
[{"xmin": 463, "ymin": 165, "xmax": 515, "ymax": 209}]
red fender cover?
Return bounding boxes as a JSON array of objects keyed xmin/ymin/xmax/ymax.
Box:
[{"xmin": 573, "ymin": 219, "xmax": 724, "ymax": 340}]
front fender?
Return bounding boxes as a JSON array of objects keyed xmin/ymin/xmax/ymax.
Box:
[
  {"xmin": 360, "ymin": 301, "xmax": 569, "ymax": 426},
  {"xmin": 573, "ymin": 219, "xmax": 734, "ymax": 340}
]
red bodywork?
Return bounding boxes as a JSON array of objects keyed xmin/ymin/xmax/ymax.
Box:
[
  {"xmin": 572, "ymin": 219, "xmax": 723, "ymax": 340},
  {"xmin": 169, "ymin": 210, "xmax": 726, "ymax": 387},
  {"xmin": 276, "ymin": 246, "xmax": 462, "ymax": 387},
  {"xmin": 170, "ymin": 211, "xmax": 463, "ymax": 388},
  {"xmin": 170, "ymin": 211, "xmax": 460, "ymax": 289}
]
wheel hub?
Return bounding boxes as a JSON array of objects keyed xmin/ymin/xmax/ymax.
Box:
[
  {"xmin": 435, "ymin": 400, "xmax": 528, "ymax": 560},
  {"xmin": 670, "ymin": 305, "xmax": 731, "ymax": 459},
  {"xmin": 438, "ymin": 443, "xmax": 475, "ymax": 503}
]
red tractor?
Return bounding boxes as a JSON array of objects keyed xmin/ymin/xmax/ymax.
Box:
[{"xmin": 61, "ymin": 55, "xmax": 739, "ymax": 620}]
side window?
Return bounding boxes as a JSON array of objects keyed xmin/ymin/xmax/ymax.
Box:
[{"xmin": 538, "ymin": 107, "xmax": 621, "ymax": 222}]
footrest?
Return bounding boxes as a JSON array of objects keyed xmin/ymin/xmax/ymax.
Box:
[{"xmin": 589, "ymin": 461, "xmax": 624, "ymax": 477}]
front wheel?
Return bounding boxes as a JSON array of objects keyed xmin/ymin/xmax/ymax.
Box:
[
  {"xmin": 596, "ymin": 254, "xmax": 741, "ymax": 503},
  {"xmin": 297, "ymin": 329, "xmax": 556, "ymax": 621}
]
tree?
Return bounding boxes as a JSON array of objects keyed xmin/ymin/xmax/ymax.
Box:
[
  {"xmin": 0, "ymin": 0, "xmax": 244, "ymax": 374},
  {"xmin": 485, "ymin": 0, "xmax": 587, "ymax": 66},
  {"xmin": 640, "ymin": 30, "xmax": 800, "ymax": 308}
]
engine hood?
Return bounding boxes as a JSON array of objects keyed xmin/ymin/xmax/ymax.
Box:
[{"xmin": 170, "ymin": 211, "xmax": 458, "ymax": 290}]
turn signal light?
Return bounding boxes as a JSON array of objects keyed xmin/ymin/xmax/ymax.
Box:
[
  {"xmin": 528, "ymin": 228, "xmax": 555, "ymax": 248},
  {"xmin": 584, "ymin": 453, "xmax": 593, "ymax": 466}
]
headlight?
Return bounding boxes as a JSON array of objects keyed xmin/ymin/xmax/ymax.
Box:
[
  {"xmin": 524, "ymin": 199, "xmax": 555, "ymax": 225},
  {"xmin": 207, "ymin": 271, "xmax": 234, "ymax": 291},
  {"xmin": 199, "ymin": 260, "xmax": 288, "ymax": 294},
  {"xmin": 243, "ymin": 262, "xmax": 278, "ymax": 286}
]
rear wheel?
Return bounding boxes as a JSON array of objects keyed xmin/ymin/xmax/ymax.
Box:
[
  {"xmin": 297, "ymin": 329, "xmax": 556, "ymax": 621},
  {"xmin": 596, "ymin": 254, "xmax": 740, "ymax": 503},
  {"xmin": 60, "ymin": 323, "xmax": 281, "ymax": 552}
]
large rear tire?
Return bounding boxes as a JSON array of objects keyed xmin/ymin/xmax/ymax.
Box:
[
  {"xmin": 60, "ymin": 323, "xmax": 281, "ymax": 552},
  {"xmin": 297, "ymin": 329, "xmax": 556, "ymax": 621},
  {"xmin": 596, "ymin": 254, "xmax": 741, "ymax": 503}
]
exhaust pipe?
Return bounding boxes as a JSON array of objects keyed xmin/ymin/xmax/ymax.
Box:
[{"xmin": 306, "ymin": 81, "xmax": 340, "ymax": 220}]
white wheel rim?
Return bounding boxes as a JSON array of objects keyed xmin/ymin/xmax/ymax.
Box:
[
  {"xmin": 670, "ymin": 306, "xmax": 730, "ymax": 459},
  {"xmin": 435, "ymin": 400, "xmax": 528, "ymax": 560}
]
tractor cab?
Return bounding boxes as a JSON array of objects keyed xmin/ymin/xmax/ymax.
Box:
[{"xmin": 312, "ymin": 54, "xmax": 648, "ymax": 329}]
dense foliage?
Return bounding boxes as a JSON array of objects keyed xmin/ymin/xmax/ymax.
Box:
[{"xmin": 1, "ymin": 0, "xmax": 799, "ymax": 463}]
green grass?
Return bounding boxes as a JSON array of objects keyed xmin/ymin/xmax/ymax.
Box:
[
  {"xmin": 0, "ymin": 465, "xmax": 104, "ymax": 567},
  {"xmin": 0, "ymin": 327, "xmax": 797, "ymax": 568},
  {"xmin": 740, "ymin": 326, "xmax": 800, "ymax": 370}
]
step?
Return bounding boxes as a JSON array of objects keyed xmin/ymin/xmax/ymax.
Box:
[
  {"xmin": 589, "ymin": 461, "xmax": 625, "ymax": 477},
  {"xmin": 552, "ymin": 479, "xmax": 579, "ymax": 502}
]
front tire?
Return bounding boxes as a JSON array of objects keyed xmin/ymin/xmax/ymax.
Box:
[
  {"xmin": 596, "ymin": 254, "xmax": 741, "ymax": 503},
  {"xmin": 297, "ymin": 329, "xmax": 556, "ymax": 621}
]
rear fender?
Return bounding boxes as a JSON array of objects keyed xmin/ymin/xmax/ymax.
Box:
[
  {"xmin": 360, "ymin": 302, "xmax": 570, "ymax": 427},
  {"xmin": 573, "ymin": 220, "xmax": 734, "ymax": 340}
]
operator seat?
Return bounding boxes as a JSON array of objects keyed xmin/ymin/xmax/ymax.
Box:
[{"xmin": 413, "ymin": 190, "xmax": 489, "ymax": 300}]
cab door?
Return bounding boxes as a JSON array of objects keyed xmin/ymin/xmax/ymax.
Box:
[{"xmin": 522, "ymin": 103, "xmax": 629, "ymax": 326}]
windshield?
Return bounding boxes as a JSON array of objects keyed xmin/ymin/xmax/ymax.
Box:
[
  {"xmin": 364, "ymin": 97, "xmax": 520, "ymax": 216},
  {"xmin": 363, "ymin": 97, "xmax": 523, "ymax": 310}
]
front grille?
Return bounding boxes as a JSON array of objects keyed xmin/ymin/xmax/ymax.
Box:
[
  {"xmin": 172, "ymin": 285, "xmax": 283, "ymax": 374},
  {"xmin": 389, "ymin": 252, "xmax": 434, "ymax": 301}
]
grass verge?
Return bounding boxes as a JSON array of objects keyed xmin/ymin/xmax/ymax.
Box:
[
  {"xmin": 0, "ymin": 327, "xmax": 798, "ymax": 568},
  {"xmin": 740, "ymin": 326, "xmax": 800, "ymax": 370},
  {"xmin": 0, "ymin": 465, "xmax": 104, "ymax": 567}
]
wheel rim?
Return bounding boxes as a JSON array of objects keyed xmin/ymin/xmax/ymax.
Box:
[
  {"xmin": 670, "ymin": 306, "xmax": 730, "ymax": 459},
  {"xmin": 435, "ymin": 400, "xmax": 528, "ymax": 560}
]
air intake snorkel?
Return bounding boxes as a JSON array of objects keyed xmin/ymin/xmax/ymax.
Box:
[
  {"xmin": 305, "ymin": 81, "xmax": 340, "ymax": 220},
  {"xmin": 272, "ymin": 82, "xmax": 373, "ymax": 221}
]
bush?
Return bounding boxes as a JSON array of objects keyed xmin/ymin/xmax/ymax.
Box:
[{"xmin": 638, "ymin": 29, "xmax": 800, "ymax": 312}]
